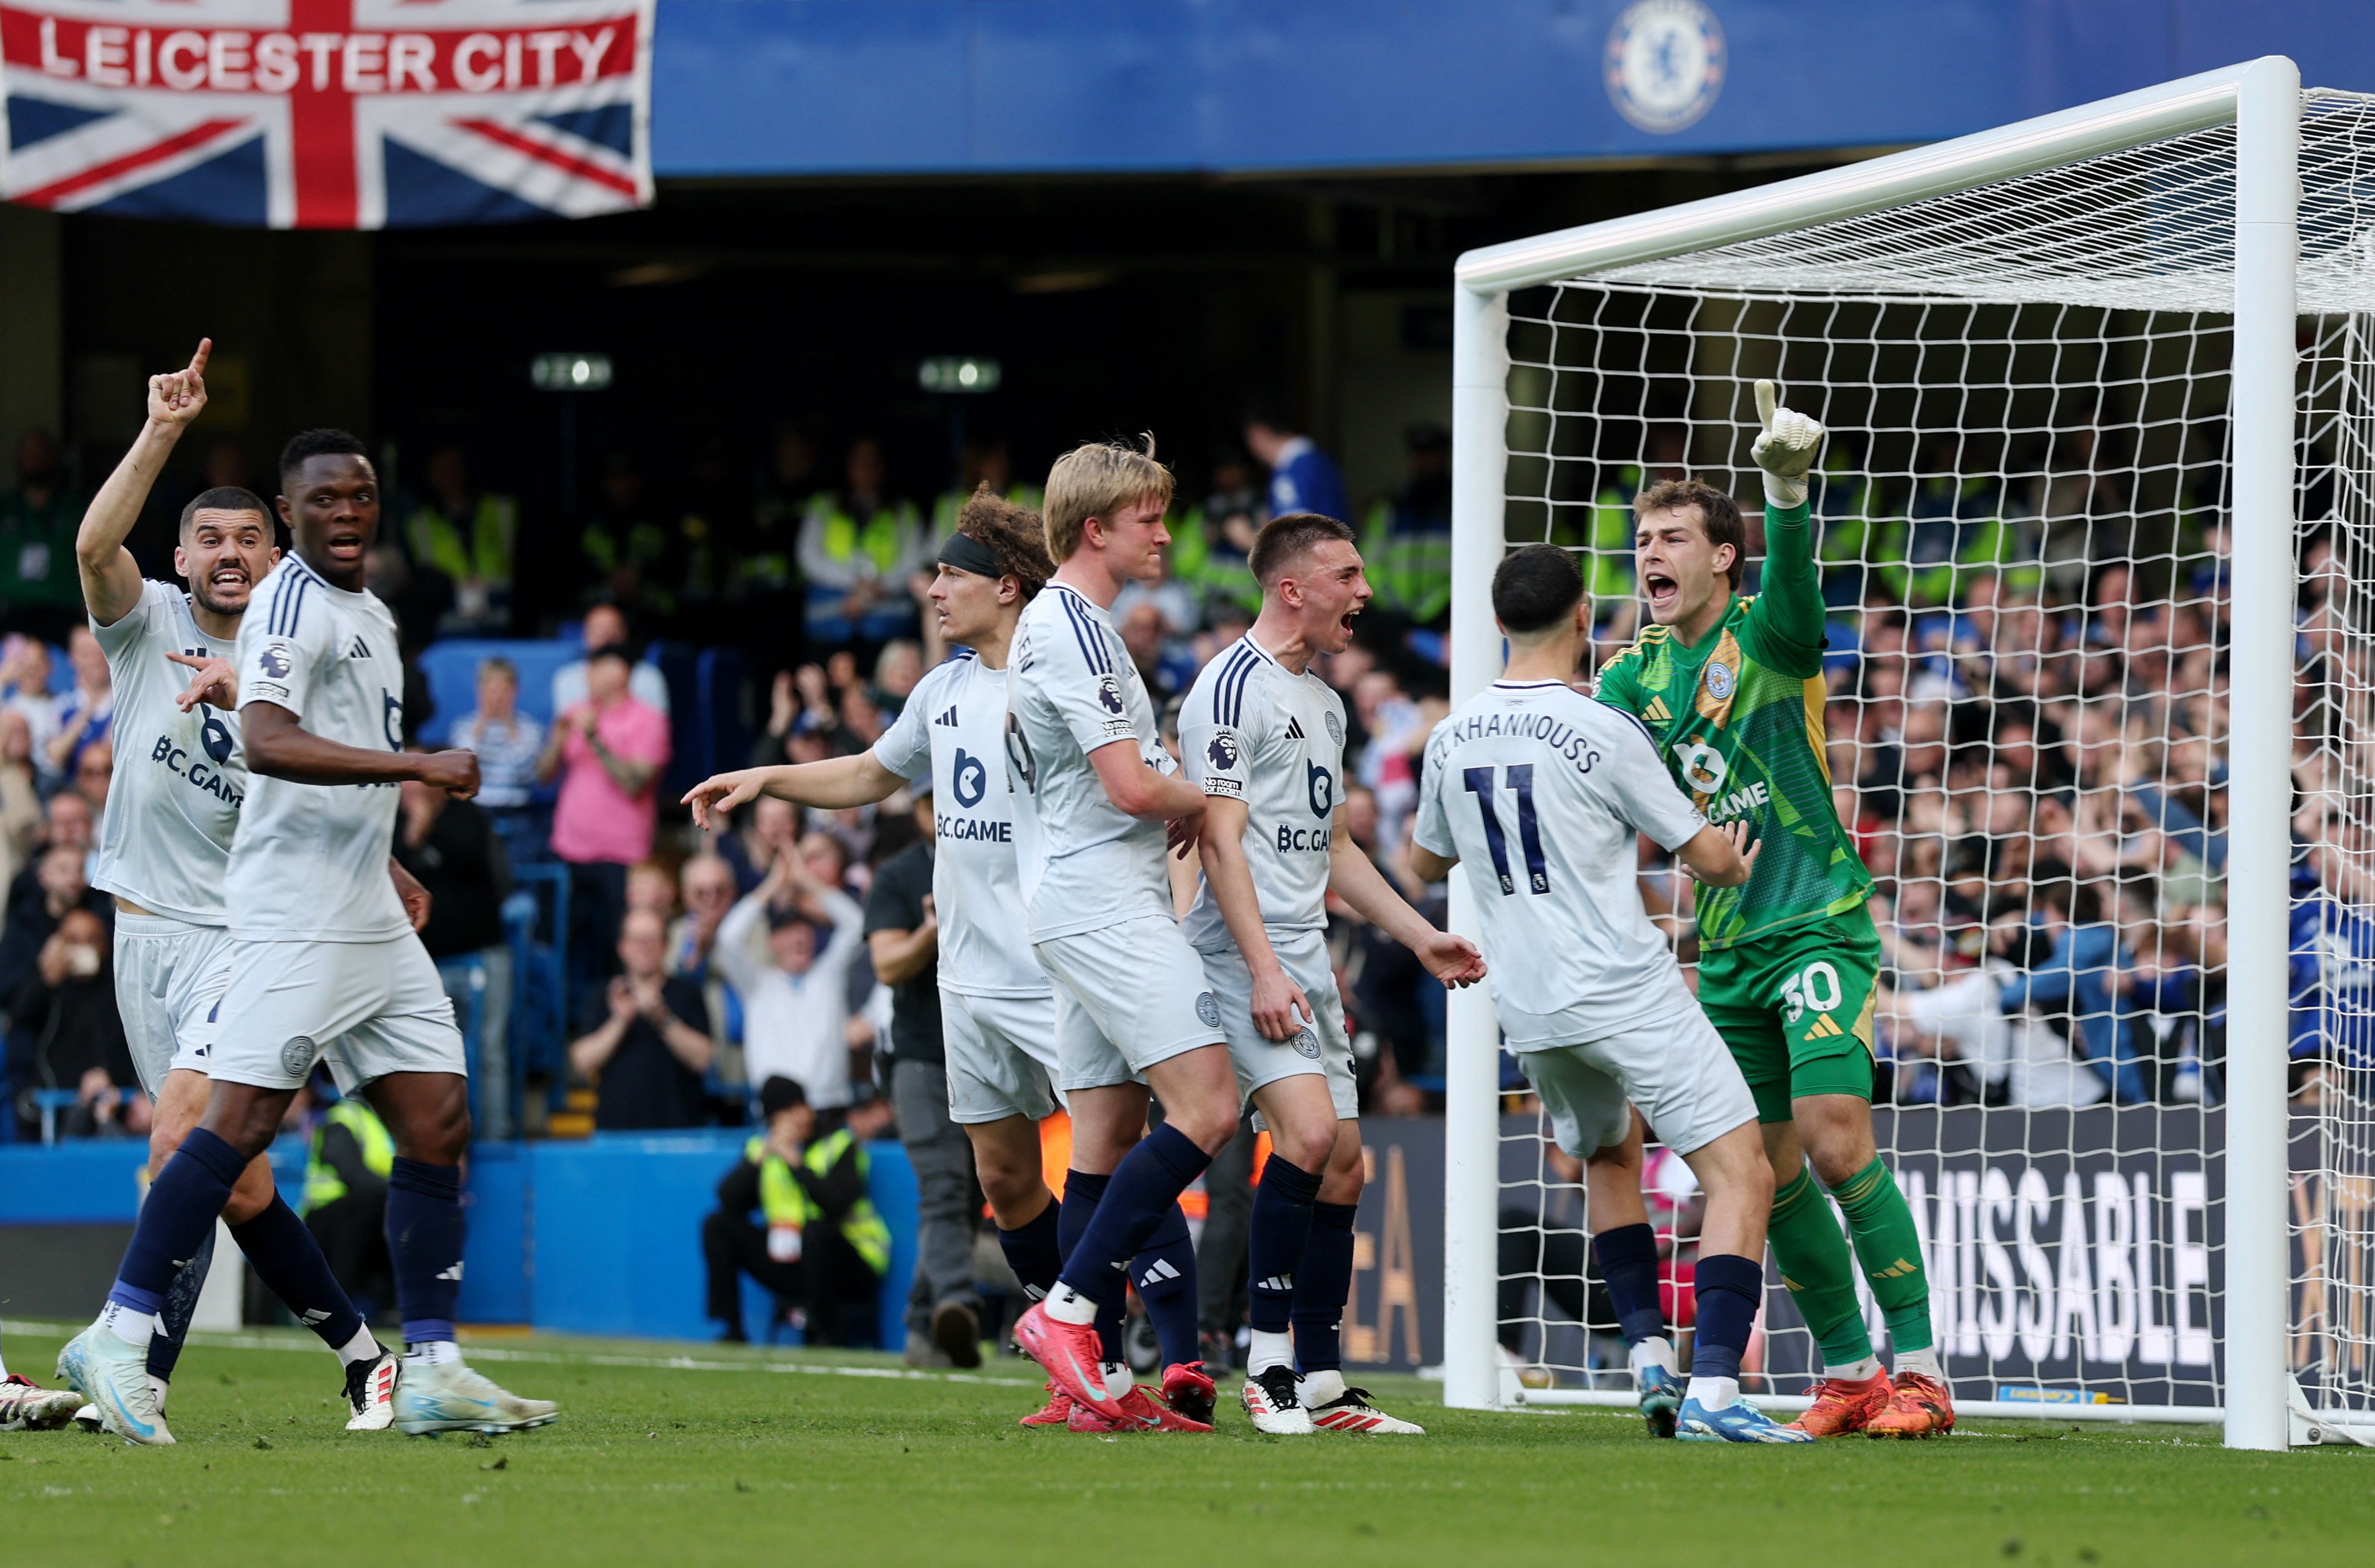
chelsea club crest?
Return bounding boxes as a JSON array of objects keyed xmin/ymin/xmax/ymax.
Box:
[{"xmin": 1604, "ymin": 0, "xmax": 1726, "ymax": 134}]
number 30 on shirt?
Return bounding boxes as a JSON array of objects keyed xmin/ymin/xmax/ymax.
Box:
[{"xmin": 1780, "ymin": 960, "xmax": 1842, "ymax": 1022}]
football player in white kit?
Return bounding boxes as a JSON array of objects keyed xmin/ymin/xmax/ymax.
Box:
[
  {"xmin": 1000, "ymin": 438, "xmax": 1246, "ymax": 1428},
  {"xmin": 55, "ymin": 341, "xmax": 399, "ymax": 1434},
  {"xmin": 58, "ymin": 427, "xmax": 556, "ymax": 1445},
  {"xmin": 684, "ymin": 491, "xmax": 1214, "ymax": 1431},
  {"xmin": 1177, "ymin": 512, "xmax": 1485, "ymax": 1434},
  {"xmin": 1407, "ymin": 544, "xmax": 1805, "ymax": 1443}
]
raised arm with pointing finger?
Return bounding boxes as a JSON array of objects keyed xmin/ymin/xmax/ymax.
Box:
[{"xmin": 77, "ymin": 339, "xmax": 224, "ymax": 631}]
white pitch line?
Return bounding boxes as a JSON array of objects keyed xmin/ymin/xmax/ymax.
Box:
[{"xmin": 0, "ymin": 1318, "xmax": 1042, "ymax": 1386}]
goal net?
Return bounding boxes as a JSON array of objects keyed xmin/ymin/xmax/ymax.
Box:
[{"xmin": 1442, "ymin": 62, "xmax": 2375, "ymax": 1444}]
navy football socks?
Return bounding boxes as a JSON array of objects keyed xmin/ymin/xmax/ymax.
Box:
[
  {"xmin": 1592, "ymin": 1221, "xmax": 1669, "ymax": 1346},
  {"xmin": 997, "ymin": 1196, "xmax": 1065, "ymax": 1299},
  {"xmin": 1054, "ymin": 1125, "xmax": 1211, "ymax": 1308},
  {"xmin": 1689, "ymin": 1253, "xmax": 1763, "ymax": 1384},
  {"xmin": 146, "ymin": 1224, "xmax": 217, "ymax": 1383},
  {"xmin": 1247, "ymin": 1154, "xmax": 1321, "ymax": 1336},
  {"xmin": 1131, "ymin": 1200, "xmax": 1200, "ymax": 1369},
  {"xmin": 110, "ymin": 1126, "xmax": 245, "ymax": 1319},
  {"xmin": 232, "ymin": 1193, "xmax": 369, "ymax": 1358},
  {"xmin": 1056, "ymin": 1169, "xmax": 1127, "ymax": 1359},
  {"xmin": 1292, "ymin": 1198, "xmax": 1359, "ymax": 1375},
  {"xmin": 386, "ymin": 1157, "xmax": 465, "ymax": 1348}
]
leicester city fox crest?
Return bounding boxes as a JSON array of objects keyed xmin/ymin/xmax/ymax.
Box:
[
  {"xmin": 1693, "ymin": 631, "xmax": 1746, "ymax": 724},
  {"xmin": 280, "ymin": 1035, "xmax": 317, "ymax": 1078}
]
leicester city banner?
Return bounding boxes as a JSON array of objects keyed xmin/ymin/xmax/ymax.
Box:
[{"xmin": 0, "ymin": 0, "xmax": 653, "ymax": 228}]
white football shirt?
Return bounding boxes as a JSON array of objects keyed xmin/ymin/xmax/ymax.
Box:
[
  {"xmin": 228, "ymin": 556, "xmax": 411, "ymax": 944},
  {"xmin": 1003, "ymin": 581, "xmax": 1173, "ymax": 942},
  {"xmin": 1413, "ymin": 681, "xmax": 1709, "ymax": 1047},
  {"xmin": 87, "ymin": 581, "xmax": 245, "ymax": 926},
  {"xmin": 872, "ymin": 648, "xmax": 1048, "ymax": 998},
  {"xmin": 1178, "ymin": 633, "xmax": 1347, "ymax": 953}
]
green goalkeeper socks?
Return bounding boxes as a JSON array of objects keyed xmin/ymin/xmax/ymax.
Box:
[
  {"xmin": 1828, "ymin": 1157, "xmax": 1934, "ymax": 1356},
  {"xmin": 1766, "ymin": 1168, "xmax": 1872, "ymax": 1368}
]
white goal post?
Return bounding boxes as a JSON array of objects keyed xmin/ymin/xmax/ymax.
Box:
[{"xmin": 1439, "ymin": 56, "xmax": 2368, "ymax": 1452}]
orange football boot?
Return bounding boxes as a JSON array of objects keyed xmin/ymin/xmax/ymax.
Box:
[
  {"xmin": 1864, "ymin": 1371, "xmax": 1955, "ymax": 1439},
  {"xmin": 1784, "ymin": 1370, "xmax": 1893, "ymax": 1437}
]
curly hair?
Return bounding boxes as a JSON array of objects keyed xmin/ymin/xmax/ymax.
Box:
[{"xmin": 956, "ymin": 485, "xmax": 1054, "ymax": 599}]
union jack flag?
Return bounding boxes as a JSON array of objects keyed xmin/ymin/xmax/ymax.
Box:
[{"xmin": 0, "ymin": 0, "xmax": 652, "ymax": 228}]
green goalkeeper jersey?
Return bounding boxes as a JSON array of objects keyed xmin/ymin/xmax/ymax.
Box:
[{"xmin": 1591, "ymin": 500, "xmax": 1871, "ymax": 950}]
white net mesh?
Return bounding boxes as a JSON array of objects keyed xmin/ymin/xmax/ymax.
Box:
[{"xmin": 1487, "ymin": 87, "xmax": 2375, "ymax": 1419}]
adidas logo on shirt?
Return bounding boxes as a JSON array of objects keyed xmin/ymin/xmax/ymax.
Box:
[
  {"xmin": 1643, "ymin": 696, "xmax": 1672, "ymax": 722},
  {"xmin": 349, "ymin": 636, "xmax": 372, "ymax": 660},
  {"xmin": 934, "ymin": 706, "xmax": 960, "ymax": 727},
  {"xmin": 1285, "ymin": 717, "xmax": 1305, "ymax": 740}
]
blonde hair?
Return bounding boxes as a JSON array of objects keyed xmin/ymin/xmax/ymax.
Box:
[{"xmin": 1043, "ymin": 435, "xmax": 1174, "ymax": 562}]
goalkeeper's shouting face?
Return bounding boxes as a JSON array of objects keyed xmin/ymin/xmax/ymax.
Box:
[{"xmin": 1633, "ymin": 477, "xmax": 1747, "ymax": 639}]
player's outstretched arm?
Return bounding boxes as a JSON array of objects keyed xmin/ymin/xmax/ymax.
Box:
[
  {"xmin": 241, "ymin": 703, "xmax": 479, "ymax": 796},
  {"xmin": 681, "ymin": 754, "xmax": 902, "ymax": 830},
  {"xmin": 78, "ymin": 337, "xmax": 212, "ymax": 628},
  {"xmin": 1197, "ymin": 794, "xmax": 1309, "ymax": 1040},
  {"xmin": 1328, "ymin": 831, "xmax": 1486, "ymax": 988},
  {"xmin": 1675, "ymin": 818, "xmax": 1762, "ymax": 888},
  {"xmin": 1746, "ymin": 378, "xmax": 1827, "ymax": 660}
]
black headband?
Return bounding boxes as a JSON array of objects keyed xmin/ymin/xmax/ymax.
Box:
[{"xmin": 938, "ymin": 531, "xmax": 1006, "ymax": 580}]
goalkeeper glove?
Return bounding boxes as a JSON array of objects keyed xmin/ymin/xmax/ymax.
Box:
[{"xmin": 1749, "ymin": 379, "xmax": 1824, "ymax": 510}]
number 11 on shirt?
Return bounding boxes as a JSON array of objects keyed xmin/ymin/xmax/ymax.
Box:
[{"xmin": 1462, "ymin": 765, "xmax": 1550, "ymax": 896}]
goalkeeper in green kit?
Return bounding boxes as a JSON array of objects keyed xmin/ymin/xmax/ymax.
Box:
[{"xmin": 1592, "ymin": 382, "xmax": 1949, "ymax": 1439}]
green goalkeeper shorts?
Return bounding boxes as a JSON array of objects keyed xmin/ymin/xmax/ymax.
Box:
[{"xmin": 1694, "ymin": 907, "xmax": 1882, "ymax": 1124}]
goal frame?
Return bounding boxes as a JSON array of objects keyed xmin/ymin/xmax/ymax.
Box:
[{"xmin": 1440, "ymin": 55, "xmax": 2302, "ymax": 1452}]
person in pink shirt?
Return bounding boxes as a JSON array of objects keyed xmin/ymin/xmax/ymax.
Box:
[{"xmin": 538, "ymin": 642, "xmax": 670, "ymax": 1000}]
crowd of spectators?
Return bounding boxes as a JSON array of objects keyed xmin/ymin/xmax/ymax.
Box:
[{"xmin": 0, "ymin": 609, "xmax": 127, "ymax": 1137}]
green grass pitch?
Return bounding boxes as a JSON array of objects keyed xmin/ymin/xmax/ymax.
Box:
[{"xmin": 3, "ymin": 1319, "xmax": 2368, "ymax": 1567}]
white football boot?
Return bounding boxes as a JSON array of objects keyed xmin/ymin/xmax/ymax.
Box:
[
  {"xmin": 1240, "ymin": 1365, "xmax": 1314, "ymax": 1435},
  {"xmin": 393, "ymin": 1355, "xmax": 559, "ymax": 1436},
  {"xmin": 0, "ymin": 1374, "xmax": 86, "ymax": 1431},
  {"xmin": 1299, "ymin": 1369, "xmax": 1425, "ymax": 1434},
  {"xmin": 55, "ymin": 1325, "xmax": 172, "ymax": 1445},
  {"xmin": 344, "ymin": 1347, "xmax": 402, "ymax": 1431}
]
